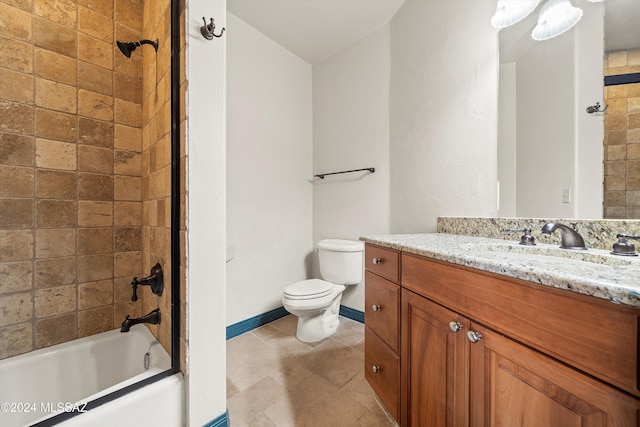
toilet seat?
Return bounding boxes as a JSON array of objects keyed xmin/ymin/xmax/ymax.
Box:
[{"xmin": 284, "ymin": 279, "xmax": 334, "ymax": 300}]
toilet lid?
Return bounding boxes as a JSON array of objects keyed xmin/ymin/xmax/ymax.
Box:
[{"xmin": 284, "ymin": 279, "xmax": 334, "ymax": 300}]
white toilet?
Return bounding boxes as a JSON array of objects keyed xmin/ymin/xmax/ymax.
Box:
[{"xmin": 282, "ymin": 239, "xmax": 364, "ymax": 343}]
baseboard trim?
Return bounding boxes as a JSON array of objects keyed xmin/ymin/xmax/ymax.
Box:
[
  {"xmin": 203, "ymin": 409, "xmax": 229, "ymax": 427},
  {"xmin": 226, "ymin": 306, "xmax": 289, "ymax": 340},
  {"xmin": 339, "ymin": 305, "xmax": 364, "ymax": 323},
  {"xmin": 226, "ymin": 305, "xmax": 365, "ymax": 340}
]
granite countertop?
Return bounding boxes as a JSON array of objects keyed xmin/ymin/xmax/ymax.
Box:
[{"xmin": 360, "ymin": 233, "xmax": 640, "ymax": 308}]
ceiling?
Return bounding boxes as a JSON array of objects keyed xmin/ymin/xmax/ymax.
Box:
[
  {"xmin": 228, "ymin": 0, "xmax": 640, "ymax": 66},
  {"xmin": 227, "ymin": 0, "xmax": 405, "ymax": 65}
]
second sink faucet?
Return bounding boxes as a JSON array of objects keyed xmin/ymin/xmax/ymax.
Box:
[{"xmin": 541, "ymin": 222, "xmax": 587, "ymax": 250}]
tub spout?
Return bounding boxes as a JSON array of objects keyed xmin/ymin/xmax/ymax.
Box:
[{"xmin": 120, "ymin": 308, "xmax": 161, "ymax": 332}]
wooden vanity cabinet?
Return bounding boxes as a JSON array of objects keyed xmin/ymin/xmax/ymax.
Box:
[
  {"xmin": 364, "ymin": 244, "xmax": 401, "ymax": 422},
  {"xmin": 401, "ymin": 253, "xmax": 640, "ymax": 427}
]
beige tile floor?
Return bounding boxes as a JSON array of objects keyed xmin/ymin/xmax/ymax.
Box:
[{"xmin": 226, "ymin": 315, "xmax": 397, "ymax": 426}]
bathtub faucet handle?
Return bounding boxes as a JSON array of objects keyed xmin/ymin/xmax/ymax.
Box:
[{"xmin": 130, "ymin": 263, "xmax": 164, "ymax": 302}]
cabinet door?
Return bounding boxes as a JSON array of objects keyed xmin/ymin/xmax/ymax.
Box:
[
  {"xmin": 401, "ymin": 289, "xmax": 470, "ymax": 427},
  {"xmin": 469, "ymin": 322, "xmax": 640, "ymax": 427}
]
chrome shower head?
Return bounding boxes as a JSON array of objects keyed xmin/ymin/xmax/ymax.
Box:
[{"xmin": 116, "ymin": 39, "xmax": 159, "ymax": 58}]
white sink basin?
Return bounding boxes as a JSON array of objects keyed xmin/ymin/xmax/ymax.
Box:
[{"xmin": 460, "ymin": 242, "xmax": 637, "ymax": 267}]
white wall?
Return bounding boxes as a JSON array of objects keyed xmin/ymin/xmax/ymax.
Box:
[
  {"xmin": 498, "ymin": 62, "xmax": 517, "ymax": 217},
  {"xmin": 226, "ymin": 14, "xmax": 313, "ymax": 325},
  {"xmin": 389, "ymin": 0, "xmax": 499, "ymax": 233},
  {"xmin": 312, "ymin": 24, "xmax": 391, "ymax": 311},
  {"xmin": 185, "ymin": 0, "xmax": 227, "ymax": 425}
]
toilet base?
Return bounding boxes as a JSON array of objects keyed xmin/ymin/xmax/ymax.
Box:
[{"xmin": 293, "ymin": 295, "xmax": 342, "ymax": 343}]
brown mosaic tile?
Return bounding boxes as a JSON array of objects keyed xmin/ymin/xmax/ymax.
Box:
[
  {"xmin": 35, "ymin": 228, "xmax": 75, "ymax": 258},
  {"xmin": 77, "ymin": 253, "xmax": 113, "ymax": 282},
  {"xmin": 78, "ymin": 201, "xmax": 113, "ymax": 226},
  {"xmin": 78, "ymin": 117, "xmax": 113, "ymax": 147},
  {"xmin": 627, "ymin": 176, "xmax": 640, "ymax": 191},
  {"xmin": 0, "ymin": 199, "xmax": 33, "ymax": 228},
  {"xmin": 78, "ymin": 0, "xmax": 113, "ymax": 17},
  {"xmin": 0, "ymin": 2, "xmax": 31, "ymax": 40},
  {"xmin": 605, "ymin": 175, "xmax": 626, "ymax": 191},
  {"xmin": 34, "ymin": 0, "xmax": 76, "ymax": 28},
  {"xmin": 32, "ymin": 16, "xmax": 76, "ymax": 58},
  {"xmin": 114, "ymin": 250, "xmax": 141, "ymax": 277},
  {"xmin": 0, "ymin": 230, "xmax": 33, "ymax": 261},
  {"xmin": 34, "ymin": 49, "xmax": 76, "ymax": 85},
  {"xmin": 114, "ymin": 226, "xmax": 141, "ymax": 251},
  {"xmin": 35, "ymin": 78, "xmax": 77, "ymax": 114},
  {"xmin": 36, "ymin": 170, "xmax": 77, "ymax": 198},
  {"xmin": 604, "ymin": 190, "xmax": 626, "ymax": 207},
  {"xmin": 0, "ymin": 261, "xmax": 32, "ymax": 293},
  {"xmin": 115, "ymin": 73, "xmax": 142, "ymax": 104},
  {"xmin": 113, "ymin": 301, "xmax": 141, "ymax": 327},
  {"xmin": 114, "ymin": 150, "xmax": 141, "ymax": 176},
  {"xmin": 0, "ymin": 322, "xmax": 32, "ymax": 359},
  {"xmin": 34, "ymin": 284, "xmax": 75, "ymax": 318},
  {"xmin": 78, "ymin": 33, "xmax": 113, "ymax": 70},
  {"xmin": 0, "ymin": 34, "xmax": 32, "ymax": 73},
  {"xmin": 114, "ymin": 124, "xmax": 142, "ymax": 152},
  {"xmin": 77, "ymin": 227, "xmax": 112, "ymax": 255},
  {"xmin": 78, "ymin": 279, "xmax": 113, "ymax": 309},
  {"xmin": 35, "ymin": 108, "xmax": 77, "ymax": 142},
  {"xmin": 78, "ymin": 145, "xmax": 113, "ymax": 174},
  {"xmin": 114, "ymin": 201, "xmax": 141, "ymax": 226},
  {"xmin": 115, "ymin": 0, "xmax": 143, "ymax": 31},
  {"xmin": 35, "ymin": 256, "xmax": 76, "ymax": 287},
  {"xmin": 78, "ymin": 61, "xmax": 113, "ymax": 96},
  {"xmin": 114, "ymin": 276, "xmax": 133, "ymax": 303},
  {"xmin": 0, "ymin": 101, "xmax": 34, "ymax": 134},
  {"xmin": 0, "ymin": 133, "xmax": 34, "ymax": 166},
  {"xmin": 115, "ymin": 98, "xmax": 142, "ymax": 127},
  {"xmin": 0, "ymin": 165, "xmax": 34, "ymax": 197},
  {"xmin": 0, "ymin": 292, "xmax": 32, "ymax": 326},
  {"xmin": 36, "ymin": 200, "xmax": 76, "ymax": 227},
  {"xmin": 114, "ymin": 175, "xmax": 141, "ymax": 200},
  {"xmin": 78, "ymin": 89, "xmax": 114, "ymax": 121},
  {"xmin": 35, "ymin": 138, "xmax": 76, "ymax": 170},
  {"xmin": 78, "ymin": 305, "xmax": 113, "ymax": 337},
  {"xmin": 35, "ymin": 313, "xmax": 76, "ymax": 348},
  {"xmin": 78, "ymin": 173, "xmax": 114, "ymax": 200},
  {"xmin": 78, "ymin": 5, "xmax": 113, "ymax": 42},
  {"xmin": 0, "ymin": 68, "xmax": 33, "ymax": 104}
]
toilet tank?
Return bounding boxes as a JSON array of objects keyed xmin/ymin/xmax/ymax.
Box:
[{"xmin": 317, "ymin": 239, "xmax": 364, "ymax": 285}]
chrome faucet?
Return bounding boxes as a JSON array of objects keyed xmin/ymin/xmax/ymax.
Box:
[
  {"xmin": 611, "ymin": 234, "xmax": 640, "ymax": 256},
  {"xmin": 120, "ymin": 308, "xmax": 161, "ymax": 332},
  {"xmin": 541, "ymin": 222, "xmax": 587, "ymax": 250}
]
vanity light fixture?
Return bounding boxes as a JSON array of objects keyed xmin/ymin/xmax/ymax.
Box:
[
  {"xmin": 491, "ymin": 0, "xmax": 541, "ymax": 29},
  {"xmin": 531, "ymin": 0, "xmax": 583, "ymax": 41},
  {"xmin": 492, "ymin": 0, "xmax": 590, "ymax": 41}
]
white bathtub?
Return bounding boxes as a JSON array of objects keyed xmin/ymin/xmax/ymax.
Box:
[{"xmin": 0, "ymin": 327, "xmax": 182, "ymax": 427}]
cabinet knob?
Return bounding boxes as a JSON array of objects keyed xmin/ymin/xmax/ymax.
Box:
[
  {"xmin": 372, "ymin": 304, "xmax": 381, "ymax": 312},
  {"xmin": 372, "ymin": 365, "xmax": 380, "ymax": 373},
  {"xmin": 467, "ymin": 330, "xmax": 483, "ymax": 343},
  {"xmin": 448, "ymin": 321, "xmax": 463, "ymax": 332},
  {"xmin": 372, "ymin": 257, "xmax": 382, "ymax": 265}
]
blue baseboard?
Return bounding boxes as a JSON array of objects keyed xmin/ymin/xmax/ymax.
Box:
[
  {"xmin": 203, "ymin": 409, "xmax": 229, "ymax": 427},
  {"xmin": 226, "ymin": 306, "xmax": 289, "ymax": 340},
  {"xmin": 339, "ymin": 305, "xmax": 364, "ymax": 323},
  {"xmin": 226, "ymin": 305, "xmax": 365, "ymax": 340}
]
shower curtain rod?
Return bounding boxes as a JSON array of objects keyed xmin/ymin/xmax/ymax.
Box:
[{"xmin": 314, "ymin": 167, "xmax": 375, "ymax": 179}]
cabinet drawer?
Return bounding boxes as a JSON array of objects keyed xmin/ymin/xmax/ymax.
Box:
[
  {"xmin": 402, "ymin": 253, "xmax": 640, "ymax": 396},
  {"xmin": 365, "ymin": 244, "xmax": 400, "ymax": 283},
  {"xmin": 365, "ymin": 326, "xmax": 400, "ymax": 422},
  {"xmin": 365, "ymin": 271, "xmax": 400, "ymax": 352}
]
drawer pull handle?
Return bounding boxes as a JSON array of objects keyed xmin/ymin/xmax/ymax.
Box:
[
  {"xmin": 372, "ymin": 304, "xmax": 381, "ymax": 312},
  {"xmin": 372, "ymin": 258, "xmax": 382, "ymax": 265},
  {"xmin": 372, "ymin": 365, "xmax": 380, "ymax": 373},
  {"xmin": 467, "ymin": 331, "xmax": 483, "ymax": 343},
  {"xmin": 448, "ymin": 321, "xmax": 463, "ymax": 332}
]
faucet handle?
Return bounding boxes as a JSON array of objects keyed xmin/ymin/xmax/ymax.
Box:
[
  {"xmin": 503, "ymin": 228, "xmax": 536, "ymax": 246},
  {"xmin": 611, "ymin": 233, "xmax": 640, "ymax": 256},
  {"xmin": 131, "ymin": 277, "xmax": 139, "ymax": 302}
]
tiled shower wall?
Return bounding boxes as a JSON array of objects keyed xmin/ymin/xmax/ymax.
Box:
[
  {"xmin": 0, "ymin": 0, "xmax": 160, "ymax": 359},
  {"xmin": 604, "ymin": 48, "xmax": 640, "ymax": 219}
]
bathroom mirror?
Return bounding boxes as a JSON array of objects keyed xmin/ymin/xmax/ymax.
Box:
[{"xmin": 497, "ymin": 0, "xmax": 640, "ymax": 219}]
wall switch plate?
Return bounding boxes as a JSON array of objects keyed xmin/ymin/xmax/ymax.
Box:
[{"xmin": 562, "ymin": 188, "xmax": 572, "ymax": 203}]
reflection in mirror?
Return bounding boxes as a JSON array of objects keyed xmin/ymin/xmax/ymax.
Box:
[
  {"xmin": 602, "ymin": 1, "xmax": 640, "ymax": 219},
  {"xmin": 497, "ymin": 0, "xmax": 604, "ymax": 218}
]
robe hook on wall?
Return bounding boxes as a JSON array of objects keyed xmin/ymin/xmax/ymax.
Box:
[
  {"xmin": 201, "ymin": 17, "xmax": 225, "ymax": 40},
  {"xmin": 586, "ymin": 101, "xmax": 608, "ymax": 114}
]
